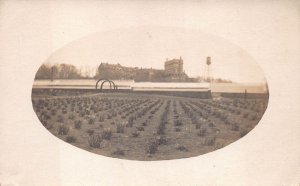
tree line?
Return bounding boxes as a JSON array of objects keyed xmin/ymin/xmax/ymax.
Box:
[
  {"xmin": 35, "ymin": 63, "xmax": 233, "ymax": 83},
  {"xmin": 35, "ymin": 63, "xmax": 93, "ymax": 80}
]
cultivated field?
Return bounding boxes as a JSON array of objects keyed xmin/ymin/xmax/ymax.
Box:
[{"xmin": 32, "ymin": 91, "xmax": 268, "ymax": 160}]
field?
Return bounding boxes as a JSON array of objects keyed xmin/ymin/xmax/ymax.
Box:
[{"xmin": 32, "ymin": 90, "xmax": 268, "ymax": 160}]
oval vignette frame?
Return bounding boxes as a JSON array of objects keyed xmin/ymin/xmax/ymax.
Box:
[{"xmin": 31, "ymin": 27, "xmax": 269, "ymax": 161}]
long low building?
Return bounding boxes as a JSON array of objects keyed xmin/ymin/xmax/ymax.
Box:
[
  {"xmin": 131, "ymin": 82, "xmax": 210, "ymax": 92},
  {"xmin": 32, "ymin": 79, "xmax": 268, "ymax": 93}
]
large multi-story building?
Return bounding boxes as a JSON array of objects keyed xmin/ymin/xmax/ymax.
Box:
[
  {"xmin": 164, "ymin": 57, "xmax": 187, "ymax": 81},
  {"xmin": 95, "ymin": 57, "xmax": 189, "ymax": 82},
  {"xmin": 164, "ymin": 57, "xmax": 183, "ymax": 75}
]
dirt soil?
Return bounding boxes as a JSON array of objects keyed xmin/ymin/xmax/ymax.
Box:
[{"xmin": 32, "ymin": 91, "xmax": 268, "ymax": 161}]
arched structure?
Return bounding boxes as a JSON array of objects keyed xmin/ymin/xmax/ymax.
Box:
[{"xmin": 95, "ymin": 79, "xmax": 116, "ymax": 90}]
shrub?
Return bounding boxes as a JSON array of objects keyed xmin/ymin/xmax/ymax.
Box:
[
  {"xmin": 243, "ymin": 113, "xmax": 249, "ymax": 119},
  {"xmin": 145, "ymin": 141, "xmax": 158, "ymax": 154},
  {"xmin": 112, "ymin": 148, "xmax": 125, "ymax": 156},
  {"xmin": 46, "ymin": 123, "xmax": 53, "ymax": 130},
  {"xmin": 51, "ymin": 110, "xmax": 56, "ymax": 116},
  {"xmin": 57, "ymin": 115, "xmax": 64, "ymax": 123},
  {"xmin": 99, "ymin": 115, "xmax": 104, "ymax": 122},
  {"xmin": 116, "ymin": 123, "xmax": 125, "ymax": 133},
  {"xmin": 87, "ymin": 129, "xmax": 94, "ymax": 136},
  {"xmin": 74, "ymin": 120, "xmax": 82, "ymax": 129},
  {"xmin": 57, "ymin": 125, "xmax": 69, "ymax": 135},
  {"xmin": 251, "ymin": 115, "xmax": 258, "ymax": 121},
  {"xmin": 88, "ymin": 133, "xmax": 102, "ymax": 148},
  {"xmin": 131, "ymin": 131, "xmax": 140, "ymax": 138},
  {"xmin": 203, "ymin": 136, "xmax": 216, "ymax": 146},
  {"xmin": 68, "ymin": 114, "xmax": 75, "ymax": 120},
  {"xmin": 156, "ymin": 124, "xmax": 165, "ymax": 135},
  {"xmin": 101, "ymin": 128, "xmax": 112, "ymax": 140},
  {"xmin": 62, "ymin": 109, "xmax": 67, "ymax": 114},
  {"xmin": 176, "ymin": 145, "xmax": 188, "ymax": 151},
  {"xmin": 175, "ymin": 127, "xmax": 181, "ymax": 132},
  {"xmin": 88, "ymin": 118, "xmax": 95, "ymax": 125},
  {"xmin": 231, "ymin": 123, "xmax": 239, "ymax": 131},
  {"xmin": 240, "ymin": 130, "xmax": 248, "ymax": 137},
  {"xmin": 112, "ymin": 111, "xmax": 117, "ymax": 117},
  {"xmin": 136, "ymin": 126, "xmax": 145, "ymax": 131},
  {"xmin": 127, "ymin": 117, "xmax": 134, "ymax": 127},
  {"xmin": 197, "ymin": 127, "xmax": 207, "ymax": 137},
  {"xmin": 155, "ymin": 135, "xmax": 167, "ymax": 145},
  {"xmin": 174, "ymin": 120, "xmax": 183, "ymax": 127},
  {"xmin": 224, "ymin": 119, "xmax": 230, "ymax": 125},
  {"xmin": 66, "ymin": 136, "xmax": 76, "ymax": 143}
]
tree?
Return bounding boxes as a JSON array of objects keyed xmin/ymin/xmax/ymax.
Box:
[{"xmin": 35, "ymin": 64, "xmax": 52, "ymax": 79}]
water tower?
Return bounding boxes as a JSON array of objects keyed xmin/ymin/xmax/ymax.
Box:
[{"xmin": 205, "ymin": 56, "xmax": 212, "ymax": 82}]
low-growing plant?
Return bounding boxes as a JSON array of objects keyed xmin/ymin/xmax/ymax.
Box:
[
  {"xmin": 145, "ymin": 141, "xmax": 158, "ymax": 154},
  {"xmin": 99, "ymin": 115, "xmax": 104, "ymax": 122},
  {"xmin": 136, "ymin": 126, "xmax": 145, "ymax": 131},
  {"xmin": 208, "ymin": 122, "xmax": 214, "ymax": 128},
  {"xmin": 101, "ymin": 128, "xmax": 112, "ymax": 140},
  {"xmin": 68, "ymin": 114, "xmax": 75, "ymax": 120},
  {"xmin": 57, "ymin": 115, "xmax": 64, "ymax": 123},
  {"xmin": 156, "ymin": 124, "xmax": 165, "ymax": 135},
  {"xmin": 251, "ymin": 115, "xmax": 258, "ymax": 121},
  {"xmin": 131, "ymin": 131, "xmax": 140, "ymax": 138},
  {"xmin": 203, "ymin": 136, "xmax": 216, "ymax": 146},
  {"xmin": 155, "ymin": 135, "xmax": 167, "ymax": 145},
  {"xmin": 116, "ymin": 123, "xmax": 125, "ymax": 133},
  {"xmin": 74, "ymin": 120, "xmax": 82, "ymax": 129},
  {"xmin": 88, "ymin": 117, "xmax": 95, "ymax": 125},
  {"xmin": 51, "ymin": 110, "xmax": 56, "ymax": 116},
  {"xmin": 243, "ymin": 113, "xmax": 249, "ymax": 119},
  {"xmin": 62, "ymin": 109, "xmax": 67, "ymax": 114},
  {"xmin": 112, "ymin": 111, "xmax": 117, "ymax": 117},
  {"xmin": 240, "ymin": 130, "xmax": 248, "ymax": 137},
  {"xmin": 46, "ymin": 123, "xmax": 53, "ymax": 130},
  {"xmin": 127, "ymin": 117, "xmax": 134, "ymax": 127},
  {"xmin": 175, "ymin": 127, "xmax": 181, "ymax": 132},
  {"xmin": 197, "ymin": 127, "xmax": 207, "ymax": 137},
  {"xmin": 224, "ymin": 119, "xmax": 230, "ymax": 125},
  {"xmin": 66, "ymin": 136, "xmax": 76, "ymax": 143},
  {"xmin": 88, "ymin": 133, "xmax": 102, "ymax": 148},
  {"xmin": 112, "ymin": 148, "xmax": 125, "ymax": 156},
  {"xmin": 176, "ymin": 145, "xmax": 188, "ymax": 152},
  {"xmin": 87, "ymin": 129, "xmax": 94, "ymax": 136},
  {"xmin": 231, "ymin": 123, "xmax": 239, "ymax": 131},
  {"xmin": 174, "ymin": 120, "xmax": 183, "ymax": 127},
  {"xmin": 57, "ymin": 124, "xmax": 69, "ymax": 135}
]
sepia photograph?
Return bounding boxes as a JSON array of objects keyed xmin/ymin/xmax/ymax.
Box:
[
  {"xmin": 1, "ymin": 1, "xmax": 300, "ymax": 186},
  {"xmin": 32, "ymin": 27, "xmax": 269, "ymax": 160}
]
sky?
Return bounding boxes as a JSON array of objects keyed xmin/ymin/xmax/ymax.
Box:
[{"xmin": 45, "ymin": 26, "xmax": 266, "ymax": 83}]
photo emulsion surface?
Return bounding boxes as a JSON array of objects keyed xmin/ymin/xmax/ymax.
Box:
[{"xmin": 31, "ymin": 27, "xmax": 269, "ymax": 160}]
